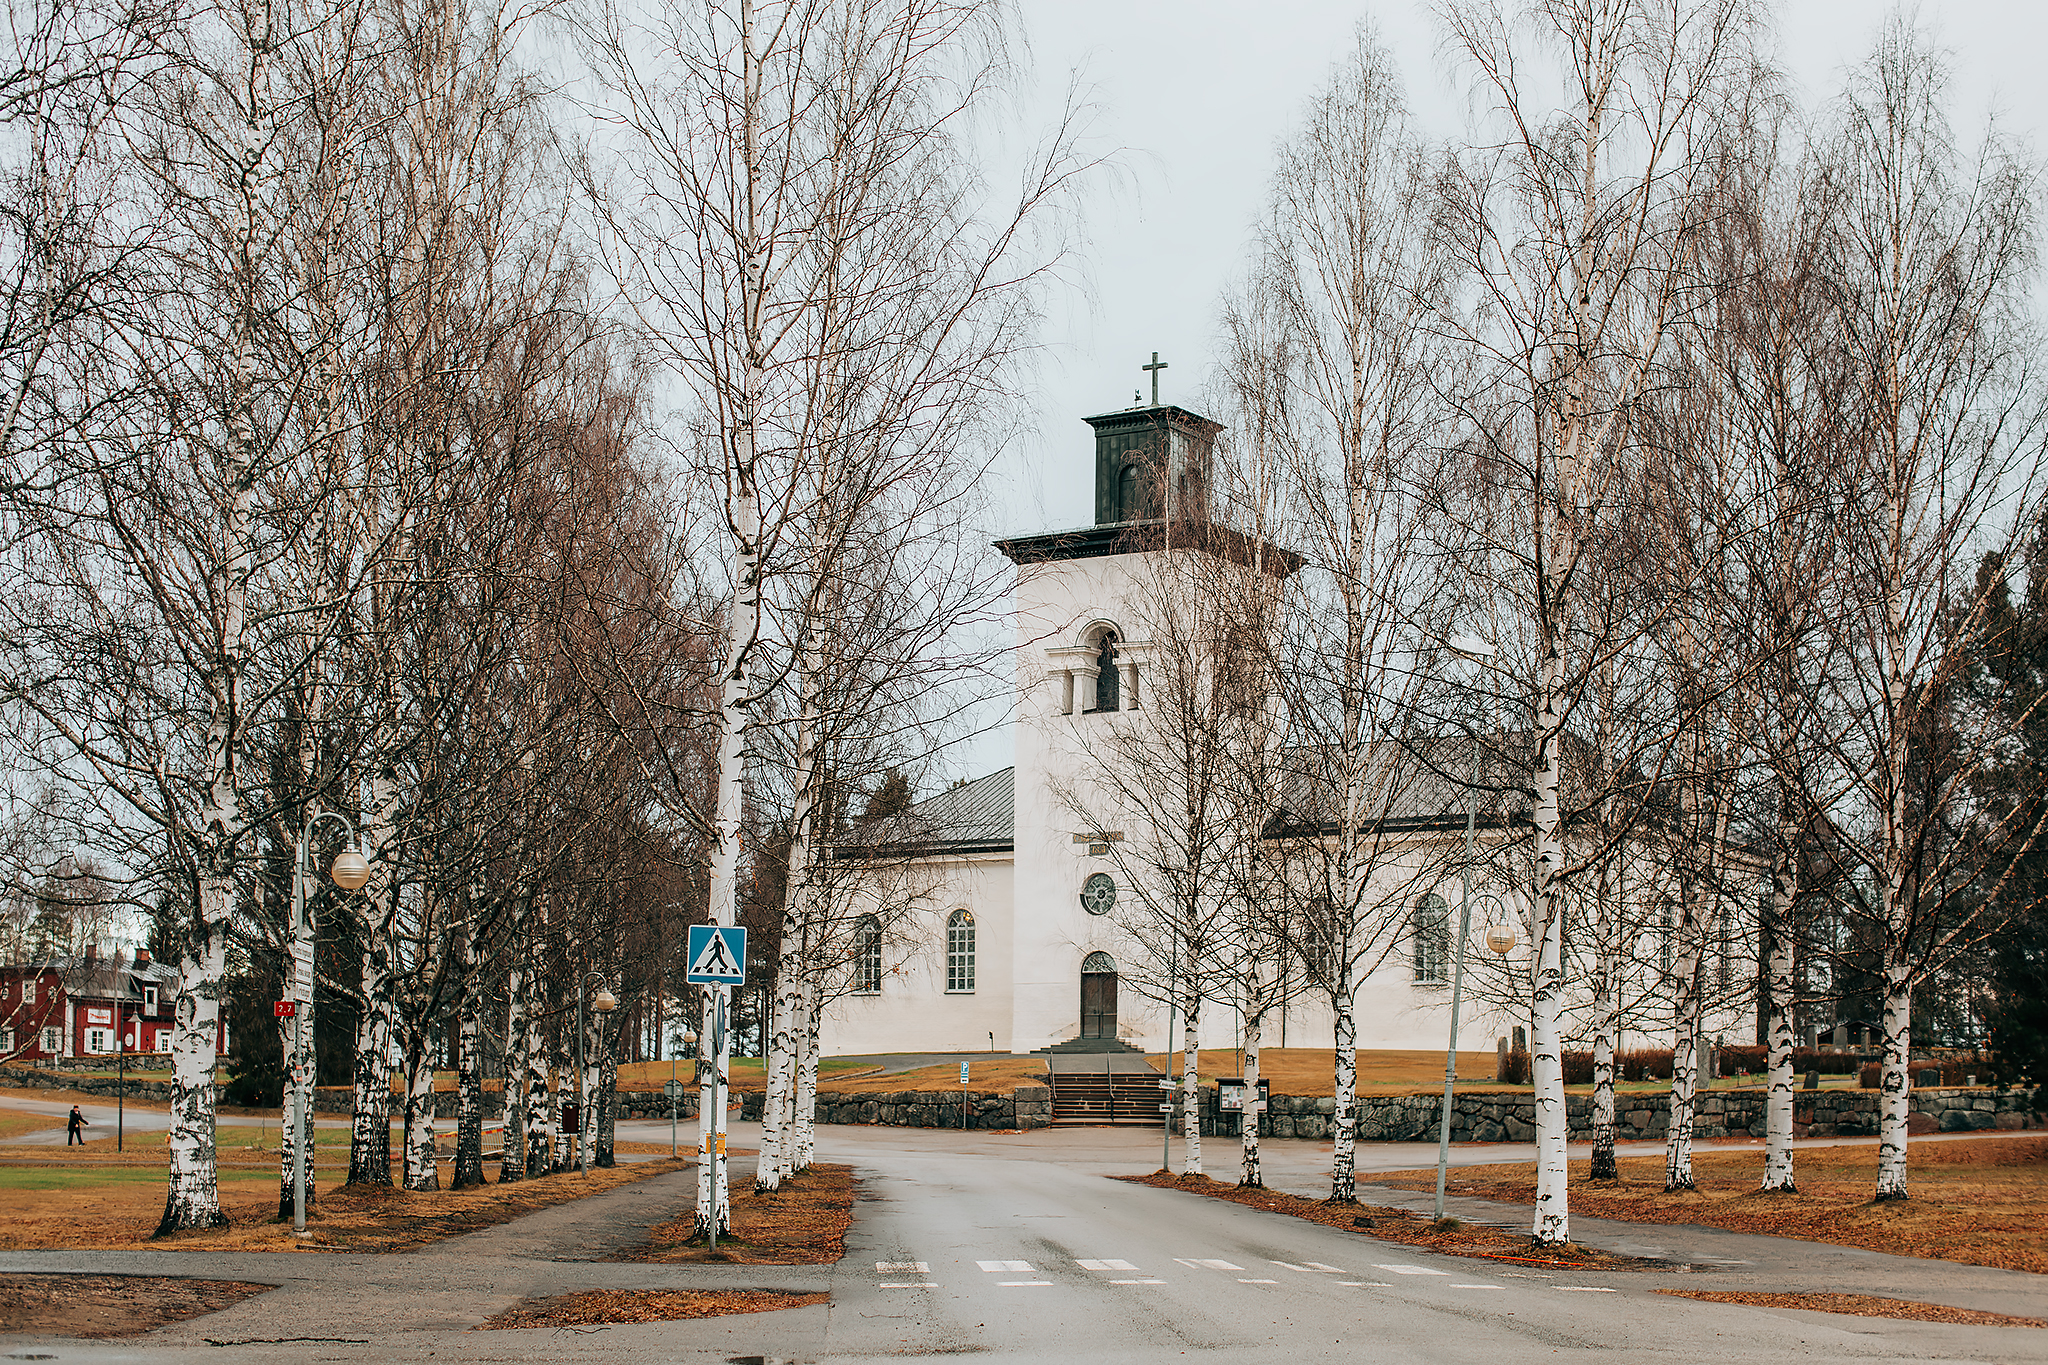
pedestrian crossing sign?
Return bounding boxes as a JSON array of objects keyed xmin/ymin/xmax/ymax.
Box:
[{"xmin": 685, "ymin": 925, "xmax": 747, "ymax": 985}]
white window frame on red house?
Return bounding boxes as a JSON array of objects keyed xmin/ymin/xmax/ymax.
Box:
[
  {"xmin": 86, "ymin": 1027, "xmax": 111, "ymax": 1054},
  {"xmin": 144, "ymin": 986, "xmax": 158, "ymax": 1012},
  {"xmin": 22, "ymin": 979, "xmax": 34, "ymax": 1007},
  {"xmin": 38, "ymin": 1025, "xmax": 58, "ymax": 1054}
]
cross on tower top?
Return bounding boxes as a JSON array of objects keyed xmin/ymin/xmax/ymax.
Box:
[{"xmin": 1142, "ymin": 351, "xmax": 1168, "ymax": 406}]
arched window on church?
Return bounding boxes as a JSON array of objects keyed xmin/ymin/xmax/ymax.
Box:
[
  {"xmin": 946, "ymin": 910, "xmax": 976, "ymax": 993},
  {"xmin": 1118, "ymin": 463, "xmax": 1141, "ymax": 522},
  {"xmin": 851, "ymin": 915, "xmax": 882, "ymax": 994},
  {"xmin": 1412, "ymin": 893, "xmax": 1449, "ymax": 984},
  {"xmin": 1087, "ymin": 630, "xmax": 1120, "ymax": 713}
]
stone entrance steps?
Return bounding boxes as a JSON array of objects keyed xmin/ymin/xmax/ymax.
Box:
[{"xmin": 1050, "ymin": 1071, "xmax": 1169, "ymax": 1126}]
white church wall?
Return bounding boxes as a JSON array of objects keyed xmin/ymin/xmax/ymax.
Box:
[{"xmin": 818, "ymin": 853, "xmax": 1015, "ymax": 1055}]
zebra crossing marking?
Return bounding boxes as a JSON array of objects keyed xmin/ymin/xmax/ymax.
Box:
[
  {"xmin": 978, "ymin": 1260, "xmax": 1033, "ymax": 1272},
  {"xmin": 876, "ymin": 1262, "xmax": 928, "ymax": 1273},
  {"xmin": 1373, "ymin": 1264, "xmax": 1450, "ymax": 1276},
  {"xmin": 1175, "ymin": 1258, "xmax": 1245, "ymax": 1271},
  {"xmin": 1076, "ymin": 1259, "xmax": 1139, "ymax": 1271}
]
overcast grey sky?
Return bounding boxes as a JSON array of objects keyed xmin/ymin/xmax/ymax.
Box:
[{"xmin": 997, "ymin": 0, "xmax": 2047, "ymax": 536}]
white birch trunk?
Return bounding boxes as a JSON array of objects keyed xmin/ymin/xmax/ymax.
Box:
[
  {"xmin": 1761, "ymin": 842, "xmax": 1799, "ymax": 1192},
  {"xmin": 1664, "ymin": 910, "xmax": 1702, "ymax": 1192},
  {"xmin": 793, "ymin": 979, "xmax": 821, "ymax": 1172},
  {"xmin": 524, "ymin": 1003, "xmax": 551, "ymax": 1178},
  {"xmin": 451, "ymin": 922, "xmax": 485, "ymax": 1189},
  {"xmin": 277, "ymin": 1010, "xmax": 298, "ymax": 1215},
  {"xmin": 581, "ymin": 1004, "xmax": 602, "ymax": 1174},
  {"xmin": 347, "ymin": 774, "xmax": 399, "ymax": 1186},
  {"xmin": 1180, "ymin": 985, "xmax": 1202, "ymax": 1176},
  {"xmin": 548, "ymin": 1043, "xmax": 568, "ymax": 1172},
  {"xmin": 1329, "ymin": 984, "xmax": 1356, "ymax": 1202},
  {"xmin": 596, "ymin": 1028, "xmax": 618, "ymax": 1169},
  {"xmin": 157, "ymin": 920, "xmax": 232, "ymax": 1234},
  {"xmin": 755, "ymin": 971, "xmax": 794, "ymax": 1191},
  {"xmin": 1238, "ymin": 1007, "xmax": 1262, "ymax": 1188},
  {"xmin": 1874, "ymin": 960, "xmax": 1912, "ymax": 1200},
  {"xmin": 1527, "ymin": 651, "xmax": 1571, "ymax": 1245},
  {"xmin": 500, "ymin": 938, "xmax": 527, "ymax": 1184},
  {"xmin": 1587, "ymin": 891, "xmax": 1618, "ymax": 1181},
  {"xmin": 402, "ymin": 1033, "xmax": 438, "ymax": 1191}
]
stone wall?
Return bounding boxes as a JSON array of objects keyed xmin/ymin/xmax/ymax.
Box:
[
  {"xmin": 739, "ymin": 1085, "xmax": 1051, "ymax": 1130},
  {"xmin": 20, "ymin": 1058, "xmax": 2022, "ymax": 1143},
  {"xmin": 1199, "ymin": 1085, "xmax": 2039, "ymax": 1141}
]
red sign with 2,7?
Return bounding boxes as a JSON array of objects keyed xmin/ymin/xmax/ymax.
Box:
[{"xmin": 273, "ymin": 1000, "xmax": 296, "ymax": 1018}]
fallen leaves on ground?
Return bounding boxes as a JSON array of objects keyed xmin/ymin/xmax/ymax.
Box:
[
  {"xmin": 1115, "ymin": 1171, "xmax": 1653, "ymax": 1270},
  {"xmin": 1657, "ymin": 1289, "xmax": 2047, "ymax": 1328},
  {"xmin": 622, "ymin": 1164, "xmax": 855, "ymax": 1265},
  {"xmin": 474, "ymin": 1288, "xmax": 825, "ymax": 1330},
  {"xmin": 1368, "ymin": 1135, "xmax": 2048, "ymax": 1275},
  {"xmin": 0, "ymin": 1273, "xmax": 270, "ymax": 1337},
  {"xmin": 0, "ymin": 1154, "xmax": 690, "ymax": 1253}
]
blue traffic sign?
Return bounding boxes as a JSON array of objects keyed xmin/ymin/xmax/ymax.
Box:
[{"xmin": 685, "ymin": 925, "xmax": 747, "ymax": 985}]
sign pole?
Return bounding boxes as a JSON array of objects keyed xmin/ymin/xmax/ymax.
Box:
[
  {"xmin": 683, "ymin": 924, "xmax": 746, "ymax": 1249},
  {"xmin": 709, "ymin": 986, "xmax": 725, "ymax": 1253}
]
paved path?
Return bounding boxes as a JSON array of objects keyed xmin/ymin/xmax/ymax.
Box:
[{"xmin": 0, "ymin": 1121, "xmax": 2039, "ymax": 1362}]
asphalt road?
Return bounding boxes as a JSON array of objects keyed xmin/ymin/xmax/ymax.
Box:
[{"xmin": 1, "ymin": 1119, "xmax": 2044, "ymax": 1363}]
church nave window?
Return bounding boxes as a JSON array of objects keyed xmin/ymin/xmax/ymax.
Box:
[
  {"xmin": 1412, "ymin": 893, "xmax": 1449, "ymax": 985},
  {"xmin": 851, "ymin": 915, "xmax": 882, "ymax": 994},
  {"xmin": 946, "ymin": 909, "xmax": 976, "ymax": 993}
]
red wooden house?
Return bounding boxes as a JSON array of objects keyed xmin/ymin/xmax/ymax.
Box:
[{"xmin": 0, "ymin": 947, "xmax": 226, "ymax": 1062}]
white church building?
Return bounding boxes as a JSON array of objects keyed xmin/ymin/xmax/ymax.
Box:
[{"xmin": 819, "ymin": 397, "xmax": 1745, "ymax": 1060}]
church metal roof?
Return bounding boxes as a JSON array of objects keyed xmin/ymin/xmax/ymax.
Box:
[{"xmin": 846, "ymin": 767, "xmax": 1015, "ymax": 857}]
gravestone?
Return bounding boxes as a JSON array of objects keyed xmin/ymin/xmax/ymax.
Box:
[
  {"xmin": 1803, "ymin": 1070, "xmax": 1819, "ymax": 1090},
  {"xmin": 1917, "ymin": 1068, "xmax": 1939, "ymax": 1087}
]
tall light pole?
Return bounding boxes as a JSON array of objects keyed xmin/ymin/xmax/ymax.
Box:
[
  {"xmin": 576, "ymin": 972, "xmax": 618, "ymax": 1175},
  {"xmin": 117, "ymin": 1028, "xmax": 133, "ymax": 1151},
  {"xmin": 1434, "ymin": 636, "xmax": 1495, "ymax": 1223},
  {"xmin": 289, "ymin": 808, "xmax": 370, "ymax": 1236}
]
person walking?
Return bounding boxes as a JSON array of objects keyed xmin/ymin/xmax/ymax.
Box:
[{"xmin": 66, "ymin": 1105, "xmax": 88, "ymax": 1145}]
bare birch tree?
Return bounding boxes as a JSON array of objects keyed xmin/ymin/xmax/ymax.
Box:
[{"xmin": 1432, "ymin": 0, "xmax": 1759, "ymax": 1245}]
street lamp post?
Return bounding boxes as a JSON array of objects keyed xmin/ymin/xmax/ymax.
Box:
[
  {"xmin": 117, "ymin": 1028, "xmax": 134, "ymax": 1151},
  {"xmin": 1434, "ymin": 637, "xmax": 1494, "ymax": 1223},
  {"xmin": 575, "ymin": 973, "xmax": 618, "ymax": 1175},
  {"xmin": 288, "ymin": 808, "xmax": 370, "ymax": 1236}
]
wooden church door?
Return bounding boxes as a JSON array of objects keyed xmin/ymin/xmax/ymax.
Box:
[{"xmin": 1080, "ymin": 952, "xmax": 1117, "ymax": 1039}]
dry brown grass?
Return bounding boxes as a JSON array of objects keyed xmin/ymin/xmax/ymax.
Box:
[
  {"xmin": 0, "ymin": 1273, "xmax": 271, "ymax": 1338},
  {"xmin": 1143, "ymin": 1049, "xmax": 1503, "ymax": 1096},
  {"xmin": 623, "ymin": 1163, "xmax": 855, "ymax": 1265},
  {"xmin": 0, "ymin": 1148, "xmax": 691, "ymax": 1254},
  {"xmin": 1116, "ymin": 1171, "xmax": 1654, "ymax": 1270},
  {"xmin": 1369, "ymin": 1134, "xmax": 2048, "ymax": 1274},
  {"xmin": 1656, "ymin": 1289, "xmax": 2047, "ymax": 1328},
  {"xmin": 474, "ymin": 1288, "xmax": 826, "ymax": 1330},
  {"xmin": 0, "ymin": 1107, "xmax": 64, "ymax": 1141},
  {"xmin": 814, "ymin": 1057, "xmax": 1046, "ymax": 1094}
]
